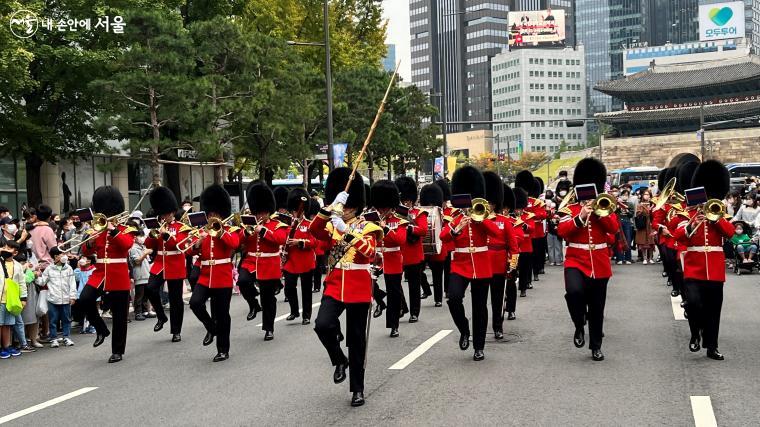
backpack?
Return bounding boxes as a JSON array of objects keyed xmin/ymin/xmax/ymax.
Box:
[{"xmin": 634, "ymin": 213, "xmax": 647, "ymax": 230}]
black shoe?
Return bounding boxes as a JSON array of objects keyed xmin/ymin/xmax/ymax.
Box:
[
  {"xmin": 459, "ymin": 333, "xmax": 470, "ymax": 350},
  {"xmin": 409, "ymin": 315, "xmax": 419, "ymax": 323},
  {"xmin": 213, "ymin": 352, "xmax": 229, "ymax": 362},
  {"xmin": 286, "ymin": 313, "xmax": 299, "ymax": 321},
  {"xmin": 333, "ymin": 361, "xmax": 348, "ymax": 384},
  {"xmin": 689, "ymin": 336, "xmax": 701, "ymax": 352},
  {"xmin": 400, "ymin": 307, "xmax": 409, "ymax": 318},
  {"xmin": 135, "ymin": 313, "xmax": 146, "ymax": 321},
  {"xmin": 421, "ymin": 291, "xmax": 432, "ymax": 300},
  {"xmin": 203, "ymin": 331, "xmax": 215, "ymax": 346},
  {"xmin": 662, "ymin": 271, "xmax": 668, "ymax": 277},
  {"xmin": 573, "ymin": 327, "xmax": 585, "ymax": 348},
  {"xmin": 507, "ymin": 312, "xmax": 516, "ymax": 320},
  {"xmin": 671, "ymin": 290, "xmax": 680, "ymax": 297},
  {"xmin": 264, "ymin": 331, "xmax": 274, "ymax": 341},
  {"xmin": 592, "ymin": 349, "xmax": 604, "ymax": 361},
  {"xmin": 107, "ymin": 353, "xmax": 122, "ymax": 363},
  {"xmin": 275, "ymin": 287, "xmax": 282, "ymax": 296},
  {"xmin": 520, "ymin": 290, "xmax": 527, "ymax": 297},
  {"xmin": 473, "ymin": 350, "xmax": 485, "ymax": 361},
  {"xmin": 390, "ymin": 328, "xmax": 399, "ymax": 338},
  {"xmin": 434, "ymin": 302, "xmax": 442, "ymax": 307},
  {"xmin": 171, "ymin": 334, "xmax": 181, "ymax": 343},
  {"xmin": 154, "ymin": 319, "xmax": 166, "ymax": 332},
  {"xmin": 373, "ymin": 304, "xmax": 385, "ymax": 318},
  {"xmin": 283, "ymin": 296, "xmax": 288, "ymax": 302},
  {"xmin": 312, "ymin": 288, "xmax": 320, "ymax": 293},
  {"xmin": 246, "ymin": 305, "xmax": 261, "ymax": 321},
  {"xmin": 351, "ymin": 392, "xmax": 365, "ymax": 407},
  {"xmin": 93, "ymin": 330, "xmax": 110, "ymax": 348},
  {"xmin": 145, "ymin": 312, "xmax": 157, "ymax": 318},
  {"xmin": 527, "ymin": 283, "xmax": 534, "ymax": 289},
  {"xmin": 539, "ymin": 269, "xmax": 545, "ymax": 274},
  {"xmin": 302, "ymin": 318, "xmax": 310, "ymax": 325},
  {"xmin": 706, "ymin": 349, "xmax": 724, "ymax": 360},
  {"xmin": 494, "ymin": 330, "xmax": 504, "ymax": 340},
  {"xmin": 533, "ymin": 274, "xmax": 539, "ymax": 282}
]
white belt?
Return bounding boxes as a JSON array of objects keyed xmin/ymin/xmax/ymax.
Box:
[
  {"xmin": 157, "ymin": 250, "xmax": 181, "ymax": 256},
  {"xmin": 685, "ymin": 246, "xmax": 723, "ymax": 253},
  {"xmin": 523, "ymin": 234, "xmax": 530, "ymax": 238},
  {"xmin": 453, "ymin": 246, "xmax": 488, "ymax": 254},
  {"xmin": 247, "ymin": 252, "xmax": 280, "ymax": 258},
  {"xmin": 96, "ymin": 258, "xmax": 127, "ymax": 264},
  {"xmin": 568, "ymin": 243, "xmax": 607, "ymax": 251},
  {"xmin": 377, "ymin": 247, "xmax": 400, "ymax": 253},
  {"xmin": 200, "ymin": 258, "xmax": 232, "ymax": 266},
  {"xmin": 333, "ymin": 262, "xmax": 370, "ymax": 271}
]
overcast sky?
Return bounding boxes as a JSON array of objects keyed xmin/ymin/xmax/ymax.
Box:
[{"xmin": 382, "ymin": 0, "xmax": 411, "ymax": 82}]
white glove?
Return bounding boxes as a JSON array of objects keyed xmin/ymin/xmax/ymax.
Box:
[
  {"xmin": 331, "ymin": 215, "xmax": 347, "ymax": 233},
  {"xmin": 334, "ymin": 191, "xmax": 349, "ymax": 206}
]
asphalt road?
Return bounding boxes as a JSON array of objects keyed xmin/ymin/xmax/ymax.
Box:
[{"xmin": 2, "ymin": 262, "xmax": 760, "ymax": 426}]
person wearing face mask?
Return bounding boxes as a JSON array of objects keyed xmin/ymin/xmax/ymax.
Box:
[
  {"xmin": 37, "ymin": 247, "xmax": 77, "ymax": 348},
  {"xmin": 615, "ymin": 189, "xmax": 634, "ymax": 264},
  {"xmin": 62, "ymin": 213, "xmax": 89, "ymax": 267},
  {"xmin": 731, "ymin": 192, "xmax": 759, "ymax": 224},
  {"xmin": 0, "ymin": 217, "xmax": 18, "ymax": 247},
  {"xmin": 634, "ymin": 189, "xmax": 656, "ymax": 264},
  {"xmin": 730, "ymin": 222, "xmax": 757, "ymax": 265}
]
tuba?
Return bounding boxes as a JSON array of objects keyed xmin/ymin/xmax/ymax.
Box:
[
  {"xmin": 654, "ymin": 177, "xmax": 684, "ymax": 211},
  {"xmin": 469, "ymin": 198, "xmax": 491, "ymax": 222}
]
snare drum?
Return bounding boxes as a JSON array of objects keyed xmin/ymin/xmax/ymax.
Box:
[{"xmin": 421, "ymin": 206, "xmax": 442, "ymax": 255}]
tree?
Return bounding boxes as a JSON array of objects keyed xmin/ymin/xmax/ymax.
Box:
[
  {"xmin": 91, "ymin": 9, "xmax": 194, "ymax": 187},
  {"xmin": 389, "ymin": 84, "xmax": 440, "ymax": 179},
  {"xmin": 512, "ymin": 152, "xmax": 549, "ymax": 172}
]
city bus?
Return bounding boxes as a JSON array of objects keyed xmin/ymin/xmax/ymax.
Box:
[{"xmin": 610, "ymin": 167, "xmax": 661, "ymax": 189}]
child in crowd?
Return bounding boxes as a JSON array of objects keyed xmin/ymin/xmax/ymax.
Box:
[
  {"xmin": 731, "ymin": 222, "xmax": 757, "ymax": 264},
  {"xmin": 129, "ymin": 232, "xmax": 152, "ymax": 320},
  {"xmin": 1, "ymin": 241, "xmax": 28, "ymax": 358},
  {"xmin": 74, "ymin": 255, "xmax": 96, "ymax": 333},
  {"xmin": 37, "ymin": 247, "xmax": 77, "ymax": 347}
]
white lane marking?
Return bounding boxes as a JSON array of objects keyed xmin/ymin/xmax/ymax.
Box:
[
  {"xmin": 671, "ymin": 296, "xmax": 686, "ymax": 320},
  {"xmin": 389, "ymin": 329, "xmax": 453, "ymax": 370},
  {"xmin": 691, "ymin": 396, "xmax": 718, "ymax": 427},
  {"xmin": 256, "ymin": 302, "xmax": 321, "ymax": 327},
  {"xmin": 0, "ymin": 387, "xmax": 98, "ymax": 424}
]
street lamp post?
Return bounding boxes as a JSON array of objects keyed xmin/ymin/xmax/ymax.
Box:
[{"xmin": 323, "ymin": 0, "xmax": 335, "ymax": 170}]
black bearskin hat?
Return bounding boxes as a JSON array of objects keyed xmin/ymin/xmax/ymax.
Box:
[
  {"xmin": 287, "ymin": 187, "xmax": 310, "ymax": 212},
  {"xmin": 246, "ymin": 181, "xmax": 275, "ymax": 214},
  {"xmin": 676, "ymin": 161, "xmax": 700, "ymax": 194},
  {"xmin": 555, "ymin": 179, "xmax": 571, "ymax": 194},
  {"xmin": 307, "ymin": 198, "xmax": 321, "ymax": 218},
  {"xmin": 514, "ymin": 188, "xmax": 528, "ymax": 210},
  {"xmin": 451, "ymin": 166, "xmax": 486, "ymax": 199},
  {"xmin": 572, "ymin": 158, "xmax": 607, "ymax": 195},
  {"xmin": 657, "ymin": 168, "xmax": 670, "ymax": 191},
  {"xmin": 434, "ymin": 179, "xmax": 451, "ymax": 201},
  {"xmin": 692, "ymin": 160, "xmax": 730, "ymax": 199},
  {"xmin": 483, "ymin": 171, "xmax": 504, "ymax": 211},
  {"xmin": 92, "ymin": 186, "xmax": 125, "ymax": 217},
  {"xmin": 419, "ymin": 183, "xmax": 444, "ymax": 208},
  {"xmin": 364, "ymin": 184, "xmax": 371, "ymax": 205},
  {"xmin": 503, "ymin": 184, "xmax": 515, "ymax": 211},
  {"xmin": 534, "ymin": 177, "xmax": 544, "ymax": 197},
  {"xmin": 664, "ymin": 167, "xmax": 677, "ymax": 184},
  {"xmin": 149, "ymin": 186, "xmax": 178, "ymax": 216},
  {"xmin": 370, "ymin": 180, "xmax": 400, "ymax": 209},
  {"xmin": 273, "ymin": 187, "xmax": 289, "ymax": 211},
  {"xmin": 395, "ymin": 176, "xmax": 418, "ymax": 203},
  {"xmin": 200, "ymin": 184, "xmax": 232, "ymax": 218},
  {"xmin": 515, "ymin": 170, "xmax": 536, "ymax": 194},
  {"xmin": 324, "ymin": 167, "xmax": 365, "ymax": 212}
]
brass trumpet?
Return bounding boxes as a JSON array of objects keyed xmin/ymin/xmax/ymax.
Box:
[
  {"xmin": 469, "ymin": 198, "xmax": 491, "ymax": 222},
  {"xmin": 592, "ymin": 193, "xmax": 618, "ymax": 217},
  {"xmin": 57, "ymin": 211, "xmax": 130, "ymax": 253},
  {"xmin": 685, "ymin": 199, "xmax": 727, "ymax": 233}
]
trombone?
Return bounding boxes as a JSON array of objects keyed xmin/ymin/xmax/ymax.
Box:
[
  {"xmin": 469, "ymin": 198, "xmax": 491, "ymax": 222},
  {"xmin": 685, "ymin": 199, "xmax": 727, "ymax": 234},
  {"xmin": 591, "ymin": 193, "xmax": 618, "ymax": 217},
  {"xmin": 176, "ymin": 213, "xmax": 238, "ymax": 253},
  {"xmin": 57, "ymin": 212, "xmax": 130, "ymax": 252}
]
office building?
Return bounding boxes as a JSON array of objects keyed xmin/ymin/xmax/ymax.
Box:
[
  {"xmin": 701, "ymin": 0, "xmax": 755, "ymax": 49},
  {"xmin": 382, "ymin": 44, "xmax": 396, "ymax": 72},
  {"xmin": 624, "ymin": 39, "xmax": 750, "ymax": 75},
  {"xmin": 491, "ymin": 46, "xmax": 587, "ymax": 157}
]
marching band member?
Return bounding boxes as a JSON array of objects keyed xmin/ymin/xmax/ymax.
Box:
[
  {"xmin": 514, "ymin": 188, "xmax": 535, "ymax": 298},
  {"xmin": 369, "ymin": 180, "xmax": 407, "ymax": 337},
  {"xmin": 653, "ymin": 168, "xmax": 675, "ymax": 286},
  {"xmin": 273, "ymin": 186, "xmax": 290, "ymax": 216},
  {"xmin": 282, "ymin": 187, "xmax": 317, "ymax": 325},
  {"xmin": 238, "ymin": 181, "xmax": 288, "ymax": 341},
  {"xmin": 419, "ymin": 183, "xmax": 445, "ymax": 307},
  {"xmin": 531, "ymin": 177, "xmax": 549, "ymax": 280},
  {"xmin": 79, "ymin": 186, "xmax": 136, "ymax": 363},
  {"xmin": 483, "ymin": 171, "xmax": 518, "ymax": 339},
  {"xmin": 188, "ymin": 185, "xmax": 241, "ymax": 362},
  {"xmin": 673, "ymin": 160, "xmax": 734, "ymax": 360},
  {"xmin": 144, "ymin": 186, "xmax": 188, "ymax": 343},
  {"xmin": 311, "ymin": 168, "xmax": 382, "ymax": 407},
  {"xmin": 433, "ymin": 179, "xmax": 454, "ymax": 298},
  {"xmin": 669, "ymin": 162, "xmax": 700, "ymax": 302},
  {"xmin": 308, "ymin": 198, "xmax": 327, "ymax": 293},
  {"xmin": 503, "ymin": 184, "xmax": 524, "ymax": 320},
  {"xmin": 440, "ymin": 166, "xmax": 500, "ymax": 361},
  {"xmin": 366, "ymin": 183, "xmax": 388, "ymax": 315},
  {"xmin": 557, "ymin": 158, "xmax": 618, "ymax": 362},
  {"xmin": 394, "ymin": 176, "xmax": 429, "ymax": 323}
]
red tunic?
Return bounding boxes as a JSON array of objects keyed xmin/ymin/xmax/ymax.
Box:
[
  {"xmin": 194, "ymin": 226, "xmax": 241, "ymax": 288},
  {"xmin": 488, "ymin": 213, "xmax": 519, "ymax": 275},
  {"xmin": 145, "ymin": 220, "xmax": 188, "ymax": 280},
  {"xmin": 517, "ymin": 212, "xmax": 536, "ymax": 253},
  {"xmin": 652, "ymin": 203, "xmax": 677, "ymax": 249},
  {"xmin": 283, "ymin": 218, "xmax": 317, "ymax": 274},
  {"xmin": 82, "ymin": 224, "xmax": 135, "ymax": 291},
  {"xmin": 557, "ymin": 203, "xmax": 619, "ymax": 279},
  {"xmin": 309, "ymin": 211, "xmax": 381, "ymax": 303},
  {"xmin": 527, "ymin": 197, "xmax": 548, "ymax": 238},
  {"xmin": 673, "ymin": 211, "xmax": 734, "ymax": 282},
  {"xmin": 240, "ymin": 218, "xmax": 288, "ymax": 280},
  {"xmin": 401, "ymin": 207, "xmax": 428, "ymax": 266},
  {"xmin": 440, "ymin": 215, "xmax": 501, "ymax": 280},
  {"xmin": 378, "ymin": 214, "xmax": 407, "ymax": 275}
]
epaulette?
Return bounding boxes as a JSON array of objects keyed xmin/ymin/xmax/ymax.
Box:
[
  {"xmin": 361, "ymin": 221, "xmax": 384, "ymax": 239},
  {"xmin": 274, "ymin": 221, "xmax": 289, "ymax": 230},
  {"xmin": 228, "ymin": 226, "xmax": 240, "ymax": 233}
]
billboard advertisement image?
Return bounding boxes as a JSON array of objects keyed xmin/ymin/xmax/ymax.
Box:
[
  {"xmin": 508, "ymin": 9, "xmax": 565, "ymax": 49},
  {"xmin": 699, "ymin": 1, "xmax": 745, "ymax": 41}
]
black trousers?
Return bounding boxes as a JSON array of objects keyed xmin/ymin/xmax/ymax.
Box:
[
  {"xmin": 188, "ymin": 265, "xmax": 200, "ymax": 292},
  {"xmin": 313, "ymin": 254, "xmax": 326, "ymax": 291},
  {"xmin": 447, "ymin": 273, "xmax": 490, "ymax": 351},
  {"xmin": 189, "ymin": 285, "xmax": 232, "ymax": 353},
  {"xmin": 258, "ymin": 279, "xmax": 280, "ymax": 331},
  {"xmin": 384, "ymin": 273, "xmax": 402, "ymax": 329},
  {"xmin": 661, "ymin": 246, "xmax": 684, "ymax": 294},
  {"xmin": 403, "ymin": 262, "xmax": 424, "ymax": 317},
  {"xmin": 518, "ymin": 252, "xmax": 532, "ymax": 290},
  {"xmin": 79, "ymin": 286, "xmax": 129, "ymax": 355},
  {"xmin": 428, "ymin": 259, "xmax": 445, "ymax": 303},
  {"xmin": 146, "ymin": 273, "xmax": 185, "ymax": 334},
  {"xmin": 236, "ymin": 268, "xmax": 261, "ymax": 314},
  {"xmin": 505, "ymin": 272, "xmax": 518, "ymax": 312},
  {"xmin": 373, "ymin": 281, "xmax": 386, "ymax": 308},
  {"xmin": 564, "ymin": 268, "xmax": 608, "ymax": 351},
  {"xmin": 683, "ymin": 280, "xmax": 724, "ymax": 350},
  {"xmin": 314, "ymin": 296, "xmax": 369, "ymax": 393},
  {"xmin": 284, "ymin": 270, "xmax": 313, "ymax": 319},
  {"xmin": 443, "ymin": 257, "xmax": 451, "ymax": 294},
  {"xmin": 532, "ymin": 237, "xmax": 546, "ymax": 275},
  {"xmin": 420, "ymin": 265, "xmax": 432, "ymax": 296},
  {"xmin": 490, "ymin": 274, "xmax": 506, "ymax": 333}
]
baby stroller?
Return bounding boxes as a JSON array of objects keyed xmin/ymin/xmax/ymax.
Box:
[{"xmin": 733, "ymin": 221, "xmax": 757, "ymax": 275}]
